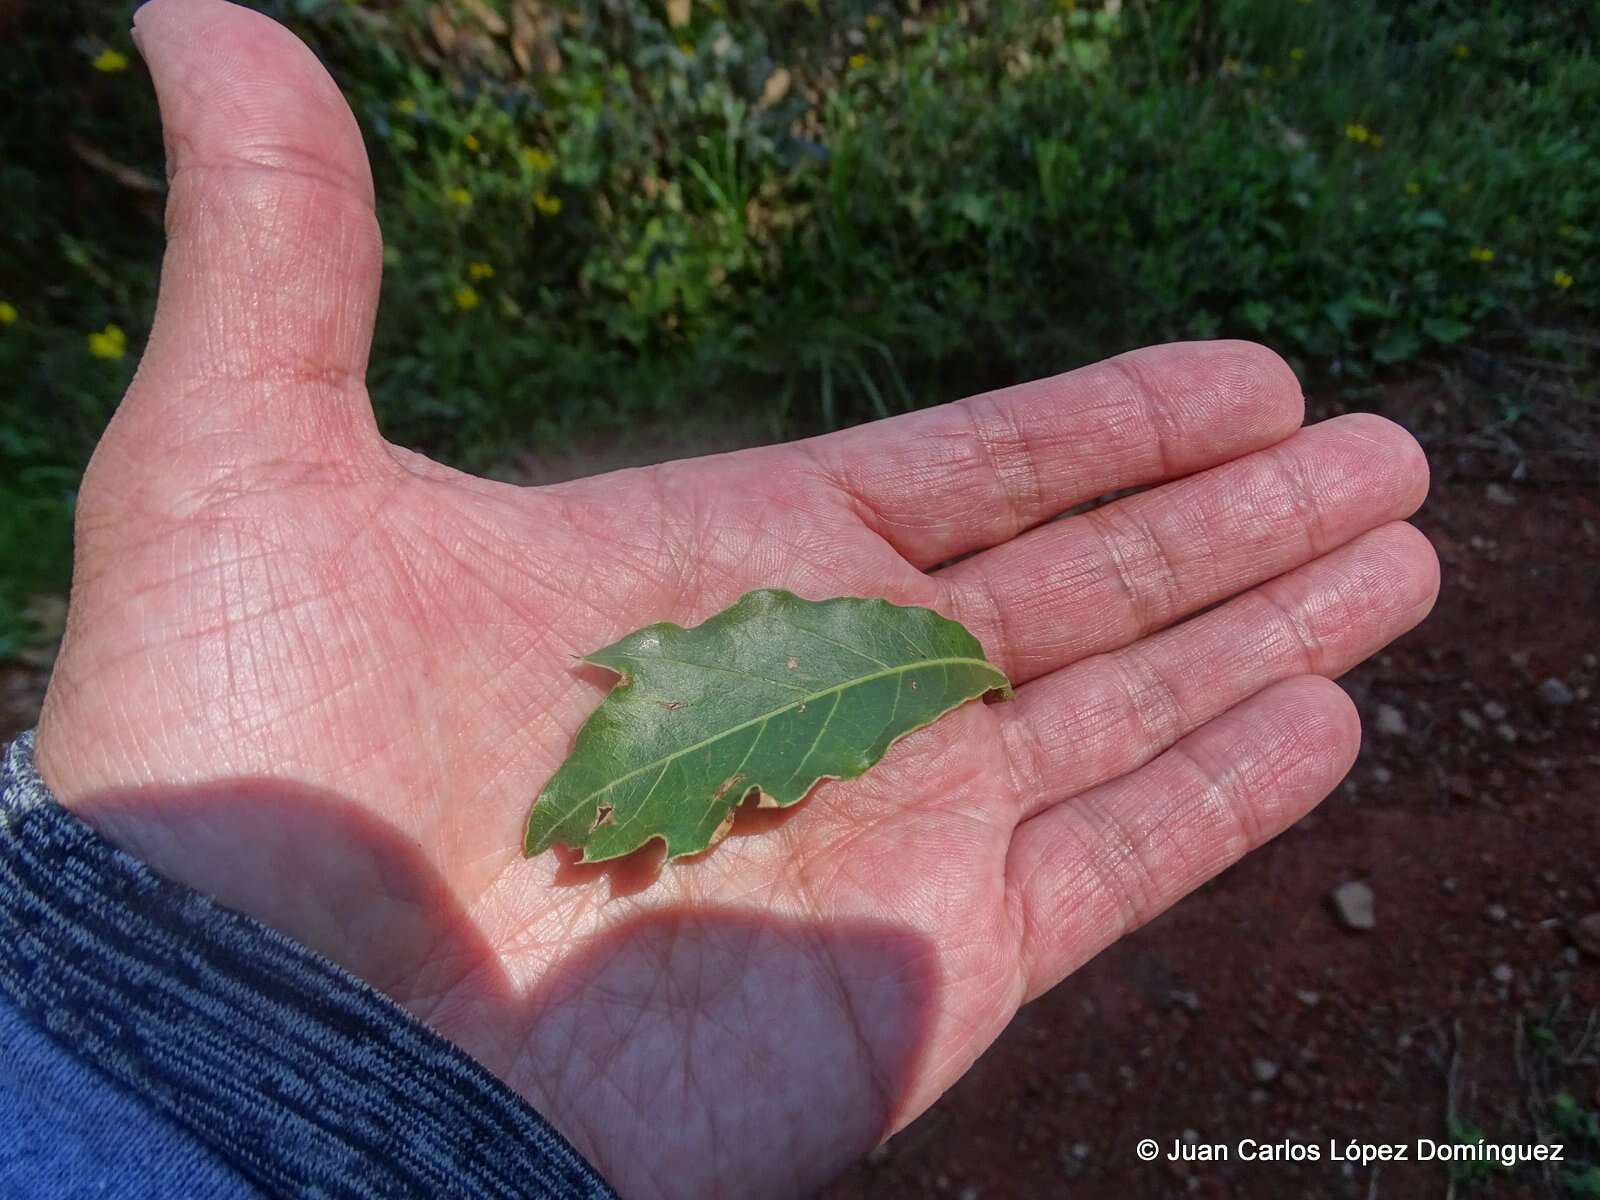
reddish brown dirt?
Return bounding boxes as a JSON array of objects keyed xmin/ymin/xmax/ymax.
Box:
[{"xmin": 824, "ymin": 479, "xmax": 1600, "ymax": 1199}]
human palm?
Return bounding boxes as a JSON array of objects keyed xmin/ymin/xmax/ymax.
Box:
[{"xmin": 35, "ymin": 2, "xmax": 1439, "ymax": 1197}]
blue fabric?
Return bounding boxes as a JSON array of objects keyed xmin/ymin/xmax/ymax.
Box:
[
  {"xmin": 0, "ymin": 985, "xmax": 264, "ymax": 1199},
  {"xmin": 0, "ymin": 733, "xmax": 618, "ymax": 1199}
]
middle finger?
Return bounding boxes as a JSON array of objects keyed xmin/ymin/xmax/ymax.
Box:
[{"xmin": 935, "ymin": 412, "xmax": 1428, "ymax": 685}]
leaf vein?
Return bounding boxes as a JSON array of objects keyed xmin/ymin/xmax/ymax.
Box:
[
  {"xmin": 544, "ymin": 655, "xmax": 1000, "ymax": 828},
  {"xmin": 784, "ymin": 690, "xmax": 842, "ymax": 792}
]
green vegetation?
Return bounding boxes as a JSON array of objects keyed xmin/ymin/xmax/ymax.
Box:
[
  {"xmin": 1442, "ymin": 1006, "xmax": 1600, "ymax": 1196},
  {"xmin": 1, "ymin": 0, "xmax": 1596, "ymax": 655},
  {"xmin": 1552, "ymin": 1091, "xmax": 1600, "ymax": 1198}
]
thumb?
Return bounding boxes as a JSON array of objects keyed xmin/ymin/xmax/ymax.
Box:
[{"xmin": 114, "ymin": 0, "xmax": 385, "ymax": 472}]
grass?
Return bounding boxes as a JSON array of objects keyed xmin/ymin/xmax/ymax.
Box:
[
  {"xmin": 1443, "ymin": 1003, "xmax": 1600, "ymax": 1198},
  {"xmin": 0, "ymin": 0, "xmax": 1596, "ymax": 656}
]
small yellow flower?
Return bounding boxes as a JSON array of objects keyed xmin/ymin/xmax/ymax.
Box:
[
  {"xmin": 394, "ymin": 97, "xmax": 417, "ymax": 115},
  {"xmin": 1289, "ymin": 47, "xmax": 1305, "ymax": 62},
  {"xmin": 1221, "ymin": 56, "xmax": 1242, "ymax": 74},
  {"xmin": 467, "ymin": 261, "xmax": 495, "ymax": 281},
  {"xmin": 520, "ymin": 146, "xmax": 556, "ymax": 173},
  {"xmin": 1453, "ymin": 43, "xmax": 1470, "ymax": 60},
  {"xmin": 865, "ymin": 14, "xmax": 882, "ymax": 31},
  {"xmin": 1344, "ymin": 123, "xmax": 1370, "ymax": 143},
  {"xmin": 452, "ymin": 285, "xmax": 480, "ymax": 312},
  {"xmin": 92, "ymin": 48, "xmax": 129, "ymax": 73},
  {"xmin": 848, "ymin": 53, "xmax": 869, "ymax": 71},
  {"xmin": 1404, "ymin": 180, "xmax": 1422, "ymax": 196},
  {"xmin": 678, "ymin": 40, "xmax": 694, "ymax": 55},
  {"xmin": 88, "ymin": 324, "xmax": 126, "ymax": 360},
  {"xmin": 463, "ymin": 134, "xmax": 480, "ymax": 152},
  {"xmin": 533, "ymin": 191, "xmax": 562, "ymax": 216},
  {"xmin": 1559, "ymin": 223, "xmax": 1577, "ymax": 238},
  {"xmin": 0, "ymin": 301, "xmax": 16, "ymax": 326},
  {"xmin": 1553, "ymin": 269, "xmax": 1574, "ymax": 290},
  {"xmin": 447, "ymin": 186, "xmax": 473, "ymax": 208},
  {"xmin": 1468, "ymin": 246, "xmax": 1494, "ymax": 264}
]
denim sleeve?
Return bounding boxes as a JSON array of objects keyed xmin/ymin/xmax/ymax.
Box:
[{"xmin": 0, "ymin": 732, "xmax": 619, "ymax": 1200}]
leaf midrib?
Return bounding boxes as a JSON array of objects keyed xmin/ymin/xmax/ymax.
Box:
[{"xmin": 542, "ymin": 654, "xmax": 1002, "ymax": 829}]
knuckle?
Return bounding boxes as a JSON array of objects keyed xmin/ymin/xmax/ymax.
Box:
[{"xmin": 962, "ymin": 392, "xmax": 1042, "ymax": 531}]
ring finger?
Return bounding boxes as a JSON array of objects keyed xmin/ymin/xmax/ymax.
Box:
[{"xmin": 997, "ymin": 520, "xmax": 1439, "ymax": 822}]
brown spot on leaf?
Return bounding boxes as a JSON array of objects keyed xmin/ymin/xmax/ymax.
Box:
[
  {"xmin": 796, "ymin": 703, "xmax": 806, "ymax": 713},
  {"xmin": 910, "ymin": 679, "xmax": 918, "ymax": 690},
  {"xmin": 705, "ymin": 808, "xmax": 737, "ymax": 849},
  {"xmin": 713, "ymin": 773, "xmax": 746, "ymax": 800},
  {"xmin": 657, "ymin": 700, "xmax": 685, "ymax": 710},
  {"xmin": 787, "ymin": 656, "xmax": 798, "ymax": 670},
  {"xmin": 590, "ymin": 804, "xmax": 614, "ymax": 832}
]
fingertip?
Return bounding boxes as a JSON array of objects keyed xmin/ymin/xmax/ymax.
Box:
[
  {"xmin": 1160, "ymin": 339, "xmax": 1306, "ymax": 440},
  {"xmin": 1319, "ymin": 673, "xmax": 1363, "ymax": 746},
  {"xmin": 1323, "ymin": 412, "xmax": 1432, "ymax": 514},
  {"xmin": 1269, "ymin": 674, "xmax": 1363, "ymax": 783},
  {"xmin": 1318, "ymin": 519, "xmax": 1442, "ymax": 641},
  {"xmin": 133, "ymin": 0, "xmax": 373, "ymax": 206},
  {"xmin": 113, "ymin": 0, "xmax": 386, "ymax": 474},
  {"xmin": 1378, "ymin": 519, "xmax": 1442, "ymax": 622},
  {"xmin": 1201, "ymin": 338, "xmax": 1307, "ymax": 432}
]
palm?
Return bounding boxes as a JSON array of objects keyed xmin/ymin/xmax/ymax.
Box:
[
  {"xmin": 45, "ymin": 414, "xmax": 1034, "ymax": 1194},
  {"xmin": 35, "ymin": 4, "xmax": 1440, "ymax": 1198}
]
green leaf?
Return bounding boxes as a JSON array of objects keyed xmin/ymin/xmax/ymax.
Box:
[
  {"xmin": 1238, "ymin": 299, "xmax": 1275, "ymax": 332},
  {"xmin": 1373, "ymin": 325, "xmax": 1422, "ymax": 364},
  {"xmin": 525, "ymin": 590, "xmax": 1012, "ymax": 862},
  {"xmin": 1322, "ymin": 300, "xmax": 1354, "ymax": 336},
  {"xmin": 1566, "ymin": 1166, "xmax": 1600, "ymax": 1200},
  {"xmin": 1422, "ymin": 315, "xmax": 1473, "ymax": 343}
]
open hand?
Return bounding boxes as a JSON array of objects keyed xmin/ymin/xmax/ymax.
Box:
[{"xmin": 36, "ymin": 2, "xmax": 1439, "ymax": 1196}]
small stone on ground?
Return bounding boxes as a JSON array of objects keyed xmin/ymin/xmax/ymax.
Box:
[
  {"xmin": 1330, "ymin": 881, "xmax": 1376, "ymax": 931},
  {"xmin": 1572, "ymin": 913, "xmax": 1600, "ymax": 959},
  {"xmin": 1374, "ymin": 703, "xmax": 1408, "ymax": 737},
  {"xmin": 1538, "ymin": 677, "xmax": 1575, "ymax": 707}
]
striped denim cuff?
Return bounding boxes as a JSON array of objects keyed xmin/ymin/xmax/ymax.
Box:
[{"xmin": 0, "ymin": 732, "xmax": 617, "ymax": 1200}]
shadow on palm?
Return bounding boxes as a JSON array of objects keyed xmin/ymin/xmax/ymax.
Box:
[{"xmin": 74, "ymin": 775, "xmax": 940, "ymax": 1199}]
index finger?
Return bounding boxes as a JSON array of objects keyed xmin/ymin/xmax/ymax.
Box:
[{"xmin": 797, "ymin": 340, "xmax": 1306, "ymax": 568}]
